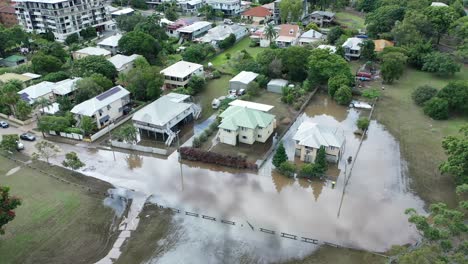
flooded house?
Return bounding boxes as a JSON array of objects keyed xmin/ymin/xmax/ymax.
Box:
[
  {"xmin": 160, "ymin": 60, "xmax": 204, "ymax": 89},
  {"xmin": 218, "ymin": 100, "xmax": 276, "ymax": 146},
  {"xmin": 292, "ymin": 121, "xmax": 345, "ymax": 163},
  {"xmin": 132, "ymin": 93, "xmax": 201, "ymax": 146}
]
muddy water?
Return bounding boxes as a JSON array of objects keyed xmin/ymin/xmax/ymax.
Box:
[{"xmin": 54, "ymin": 93, "xmax": 424, "ymax": 263}]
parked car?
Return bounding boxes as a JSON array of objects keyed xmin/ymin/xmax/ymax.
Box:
[
  {"xmin": 123, "ymin": 105, "xmax": 132, "ymax": 115},
  {"xmin": 224, "ymin": 19, "xmax": 234, "ymax": 25},
  {"xmin": 227, "ymin": 94, "xmax": 238, "ymax": 100},
  {"xmin": 0, "ymin": 121, "xmax": 9, "ymax": 128},
  {"xmin": 229, "ymin": 89, "xmax": 237, "ymax": 96},
  {"xmin": 212, "ymin": 98, "xmax": 221, "ymax": 109},
  {"xmin": 238, "ymin": 89, "xmax": 246, "ymax": 96},
  {"xmin": 16, "ymin": 141, "xmax": 24, "ymax": 151},
  {"xmin": 20, "ymin": 133, "xmax": 36, "ymax": 141}
]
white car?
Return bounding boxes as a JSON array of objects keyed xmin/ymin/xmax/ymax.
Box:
[{"xmin": 16, "ymin": 141, "xmax": 24, "ymax": 150}]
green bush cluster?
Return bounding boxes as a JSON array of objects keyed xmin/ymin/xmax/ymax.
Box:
[{"xmin": 192, "ymin": 119, "xmax": 220, "ymax": 148}]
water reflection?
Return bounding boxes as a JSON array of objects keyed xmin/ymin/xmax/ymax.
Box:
[{"xmin": 125, "ymin": 153, "xmax": 143, "ymax": 170}]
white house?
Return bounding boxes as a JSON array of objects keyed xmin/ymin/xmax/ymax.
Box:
[
  {"xmin": 179, "ymin": 0, "xmax": 204, "ymax": 13},
  {"xmin": 73, "ymin": 47, "xmax": 112, "ymax": 60},
  {"xmin": 198, "ymin": 24, "xmax": 248, "ymax": 47},
  {"xmin": 70, "ymin": 86, "xmax": 130, "ymax": 129},
  {"xmin": 229, "ymin": 71, "xmax": 258, "ymax": 91},
  {"xmin": 342, "ymin": 37, "xmax": 363, "ymax": 59},
  {"xmin": 206, "ymin": 0, "xmax": 242, "ymax": 16},
  {"xmin": 108, "ymin": 54, "xmax": 141, "ymax": 74},
  {"xmin": 97, "ymin": 34, "xmax": 123, "ymax": 55},
  {"xmin": 132, "ymin": 93, "xmax": 201, "ymax": 146},
  {"xmin": 298, "ymin": 29, "xmax": 324, "ymax": 46},
  {"xmin": 51, "ymin": 78, "xmax": 81, "ymax": 97},
  {"xmin": 160, "ymin": 61, "xmax": 204, "ymax": 89},
  {"xmin": 267, "ymin": 79, "xmax": 288, "ymax": 93},
  {"xmin": 275, "ymin": 24, "xmax": 301, "ymax": 48},
  {"xmin": 218, "ymin": 101, "xmax": 276, "ymax": 146},
  {"xmin": 292, "ymin": 121, "xmax": 345, "ymax": 163},
  {"xmin": 110, "ymin": 7, "xmax": 135, "ymax": 18},
  {"xmin": 177, "ymin": 21, "xmax": 212, "ymax": 41},
  {"xmin": 18, "ymin": 81, "xmax": 55, "ymax": 104}
]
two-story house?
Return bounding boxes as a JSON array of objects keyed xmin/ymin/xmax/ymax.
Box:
[
  {"xmin": 160, "ymin": 61, "xmax": 204, "ymax": 89},
  {"xmin": 97, "ymin": 33, "xmax": 122, "ymax": 55},
  {"xmin": 206, "ymin": 0, "xmax": 241, "ymax": 16},
  {"xmin": 308, "ymin": 11, "xmax": 335, "ymax": 27},
  {"xmin": 177, "ymin": 21, "xmax": 212, "ymax": 41},
  {"xmin": 342, "ymin": 37, "xmax": 363, "ymax": 60},
  {"xmin": 70, "ymin": 85, "xmax": 130, "ymax": 129},
  {"xmin": 292, "ymin": 121, "xmax": 345, "ymax": 163},
  {"xmin": 275, "ymin": 24, "xmax": 301, "ymax": 48}
]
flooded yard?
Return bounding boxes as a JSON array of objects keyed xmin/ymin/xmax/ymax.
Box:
[{"xmin": 45, "ymin": 92, "xmax": 424, "ymax": 263}]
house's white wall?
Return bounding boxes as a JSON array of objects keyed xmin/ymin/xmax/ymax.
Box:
[
  {"xmin": 260, "ymin": 38, "xmax": 270, "ymax": 47},
  {"xmin": 117, "ymin": 61, "xmax": 135, "ymax": 74},
  {"xmin": 219, "ymin": 128, "xmax": 238, "ymax": 146},
  {"xmin": 256, "ymin": 119, "xmax": 275, "ymax": 143},
  {"xmin": 296, "ymin": 143, "xmax": 341, "ymax": 163},
  {"xmin": 98, "ymin": 44, "xmax": 118, "ymax": 55},
  {"xmin": 163, "ymin": 67, "xmax": 204, "ymax": 88},
  {"xmin": 86, "ymin": 95, "xmax": 129, "ymax": 129},
  {"xmin": 238, "ymin": 127, "xmax": 255, "ymax": 144},
  {"xmin": 31, "ymin": 92, "xmax": 55, "ymax": 105},
  {"xmin": 229, "ymin": 81, "xmax": 248, "ymax": 91}
]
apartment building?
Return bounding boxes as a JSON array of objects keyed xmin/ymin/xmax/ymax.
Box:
[{"xmin": 14, "ymin": 0, "xmax": 111, "ymax": 42}]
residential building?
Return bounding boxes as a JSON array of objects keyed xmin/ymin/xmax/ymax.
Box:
[
  {"xmin": 110, "ymin": 7, "xmax": 134, "ymax": 18},
  {"xmin": 177, "ymin": 21, "xmax": 211, "ymax": 41},
  {"xmin": 373, "ymin": 39, "xmax": 394, "ymax": 52},
  {"xmin": 307, "ymin": 11, "xmax": 335, "ymax": 26},
  {"xmin": 317, "ymin": 44, "xmax": 336, "ymax": 53},
  {"xmin": 198, "ymin": 24, "xmax": 247, "ymax": 47},
  {"xmin": 0, "ymin": 72, "xmax": 40, "ymax": 84},
  {"xmin": 298, "ymin": 29, "xmax": 323, "ymax": 46},
  {"xmin": 14, "ymin": 0, "xmax": 111, "ymax": 42},
  {"xmin": 0, "ymin": 5, "xmax": 17, "ymax": 27},
  {"xmin": 241, "ymin": 6, "xmax": 271, "ymax": 24},
  {"xmin": 273, "ymin": 0, "xmax": 280, "ymax": 23},
  {"xmin": 18, "ymin": 77, "xmax": 81, "ymax": 104},
  {"xmin": 160, "ymin": 60, "xmax": 204, "ymax": 89},
  {"xmin": 267, "ymin": 79, "xmax": 288, "ymax": 93},
  {"xmin": 97, "ymin": 33, "xmax": 122, "ymax": 55},
  {"xmin": 293, "ymin": 121, "xmax": 345, "ymax": 163},
  {"xmin": 132, "ymin": 93, "xmax": 201, "ymax": 146},
  {"xmin": 179, "ymin": 0, "xmax": 203, "ymax": 13},
  {"xmin": 342, "ymin": 37, "xmax": 363, "ymax": 59},
  {"xmin": 229, "ymin": 71, "xmax": 258, "ymax": 91},
  {"xmin": 430, "ymin": 2, "xmax": 448, "ymax": 6},
  {"xmin": 0, "ymin": 54, "xmax": 27, "ymax": 67},
  {"xmin": 240, "ymin": 0, "xmax": 251, "ymax": 11},
  {"xmin": 51, "ymin": 77, "xmax": 81, "ymax": 98},
  {"xmin": 107, "ymin": 54, "xmax": 140, "ymax": 74},
  {"xmin": 166, "ymin": 17, "xmax": 198, "ymax": 38},
  {"xmin": 70, "ymin": 85, "xmax": 130, "ymax": 129},
  {"xmin": 218, "ymin": 102, "xmax": 276, "ymax": 146},
  {"xmin": 206, "ymin": 0, "xmax": 241, "ymax": 16},
  {"xmin": 275, "ymin": 24, "xmax": 300, "ymax": 48},
  {"xmin": 73, "ymin": 46, "xmax": 111, "ymax": 60}
]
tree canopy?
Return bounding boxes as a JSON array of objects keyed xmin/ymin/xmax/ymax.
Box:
[
  {"xmin": 308, "ymin": 49, "xmax": 352, "ymax": 85},
  {"xmin": 0, "ymin": 186, "xmax": 21, "ymax": 235},
  {"xmin": 73, "ymin": 55, "xmax": 117, "ymax": 79},
  {"xmin": 118, "ymin": 31, "xmax": 162, "ymax": 64}
]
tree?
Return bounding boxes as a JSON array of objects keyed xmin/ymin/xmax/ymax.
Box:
[
  {"xmin": 0, "ymin": 186, "xmax": 21, "ymax": 235},
  {"xmin": 120, "ymin": 64, "xmax": 164, "ymax": 101},
  {"xmin": 32, "ymin": 141, "xmax": 61, "ymax": 164},
  {"xmin": 264, "ymin": 24, "xmax": 278, "ymax": 43},
  {"xmin": 328, "ymin": 74, "xmax": 352, "ymax": 98},
  {"xmin": 365, "ymin": 5, "xmax": 405, "ymax": 37},
  {"xmin": 327, "ymin": 26, "xmax": 344, "ymax": 45},
  {"xmin": 65, "ymin": 33, "xmax": 79, "ymax": 45},
  {"xmin": 423, "ymin": 97, "xmax": 449, "ymax": 120},
  {"xmin": 188, "ymin": 75, "xmax": 206, "ymax": 94},
  {"xmin": 182, "ymin": 43, "xmax": 215, "ymax": 63},
  {"xmin": 272, "ymin": 142, "xmax": 288, "ymax": 168},
  {"xmin": 246, "ymin": 81, "xmax": 260, "ymax": 96},
  {"xmin": 359, "ymin": 39, "xmax": 376, "ymax": 61},
  {"xmin": 90, "ymin": 73, "xmax": 114, "ymax": 90},
  {"xmin": 62, "ymin": 152, "xmax": 85, "ymax": 170},
  {"xmin": 450, "ymin": 16, "xmax": 468, "ymax": 40},
  {"xmin": 305, "ymin": 23, "xmax": 320, "ymax": 32},
  {"xmin": 0, "ymin": 26, "xmax": 28, "ymax": 57},
  {"xmin": 80, "ymin": 116, "xmax": 97, "ymax": 136},
  {"xmin": 31, "ymin": 53, "xmax": 63, "ymax": 74},
  {"xmin": 437, "ymin": 81, "xmax": 468, "ymax": 114},
  {"xmin": 281, "ymin": 46, "xmax": 311, "ymax": 82},
  {"xmin": 268, "ymin": 58, "xmax": 283, "ymax": 78},
  {"xmin": 278, "ymin": 161, "xmax": 296, "ymax": 177},
  {"xmin": 73, "ymin": 55, "xmax": 117, "ymax": 79},
  {"xmin": 334, "ymin": 85, "xmax": 353, "ymax": 105},
  {"xmin": 134, "ymin": 15, "xmax": 167, "ymax": 41},
  {"xmin": 357, "ymin": 0, "xmax": 377, "ymax": 12},
  {"xmin": 164, "ymin": 7, "xmax": 178, "ymax": 21},
  {"xmin": 357, "ymin": 117, "xmax": 370, "ymax": 131},
  {"xmin": 392, "ymin": 11, "xmax": 432, "ymax": 45},
  {"xmin": 43, "ymin": 71, "xmax": 70, "ymax": 82},
  {"xmin": 15, "ymin": 100, "xmax": 31, "ymax": 120},
  {"xmin": 422, "ymin": 52, "xmax": 461, "ymax": 77},
  {"xmin": 115, "ymin": 124, "xmax": 138, "ymax": 144},
  {"xmin": 131, "ymin": 0, "xmax": 148, "ymax": 9},
  {"xmin": 412, "ymin": 85, "xmax": 438, "ymax": 106},
  {"xmin": 0, "ymin": 80, "xmax": 22, "ymax": 115},
  {"xmin": 0, "ymin": 134, "xmax": 19, "ymax": 152},
  {"xmin": 118, "ymin": 31, "xmax": 161, "ymax": 64},
  {"xmin": 74, "ymin": 78, "xmax": 106, "ymax": 103},
  {"xmin": 279, "ymin": 0, "xmax": 303, "ymax": 23},
  {"xmin": 380, "ymin": 51, "xmax": 407, "ymax": 84},
  {"xmin": 218, "ymin": 34, "xmax": 236, "ymax": 49},
  {"xmin": 440, "ymin": 125, "xmax": 468, "ymax": 185},
  {"xmin": 404, "ymin": 41, "xmax": 433, "ymax": 69},
  {"xmin": 37, "ymin": 115, "xmax": 71, "ymax": 135},
  {"xmin": 308, "ymin": 49, "xmax": 352, "ymax": 85},
  {"xmin": 79, "ymin": 26, "xmax": 97, "ymax": 39},
  {"xmin": 299, "ymin": 163, "xmax": 321, "ymax": 179},
  {"xmin": 40, "ymin": 29, "xmax": 55, "ymax": 42},
  {"xmin": 116, "ymin": 14, "xmax": 146, "ymax": 32},
  {"xmin": 37, "ymin": 42, "xmax": 68, "ymax": 63},
  {"xmin": 314, "ymin": 146, "xmax": 328, "ymax": 174},
  {"xmin": 424, "ymin": 6, "xmax": 459, "ymax": 44}
]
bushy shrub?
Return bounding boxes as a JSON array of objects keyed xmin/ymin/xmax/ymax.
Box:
[
  {"xmin": 299, "ymin": 163, "xmax": 321, "ymax": 179},
  {"xmin": 205, "ymin": 127, "xmax": 213, "ymax": 137},
  {"xmin": 192, "ymin": 137, "xmax": 201, "ymax": 148},
  {"xmin": 212, "ymin": 70, "xmax": 221, "ymax": 79},
  {"xmin": 334, "ymin": 85, "xmax": 353, "ymax": 105},
  {"xmin": 179, "ymin": 147, "xmax": 257, "ymax": 169},
  {"xmin": 357, "ymin": 117, "xmax": 370, "ymax": 131},
  {"xmin": 64, "ymin": 127, "xmax": 83, "ymax": 134},
  {"xmin": 279, "ymin": 161, "xmax": 296, "ymax": 177},
  {"xmin": 199, "ymin": 132, "xmax": 208, "ymax": 142},
  {"xmin": 412, "ymin": 85, "xmax": 438, "ymax": 106},
  {"xmin": 362, "ymin": 88, "xmax": 381, "ymax": 99},
  {"xmin": 43, "ymin": 71, "xmax": 70, "ymax": 82},
  {"xmin": 423, "ymin": 97, "xmax": 449, "ymax": 120}
]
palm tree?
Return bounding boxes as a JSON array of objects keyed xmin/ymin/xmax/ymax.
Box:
[{"xmin": 264, "ymin": 24, "xmax": 278, "ymax": 43}]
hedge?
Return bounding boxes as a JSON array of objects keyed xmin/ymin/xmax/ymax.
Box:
[{"xmin": 179, "ymin": 147, "xmax": 257, "ymax": 170}]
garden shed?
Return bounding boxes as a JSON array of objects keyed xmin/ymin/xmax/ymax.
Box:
[{"xmin": 267, "ymin": 79, "xmax": 288, "ymax": 93}]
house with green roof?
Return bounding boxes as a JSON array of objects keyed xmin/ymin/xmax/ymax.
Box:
[
  {"xmin": 0, "ymin": 55, "xmax": 27, "ymax": 67},
  {"xmin": 218, "ymin": 105, "xmax": 276, "ymax": 146}
]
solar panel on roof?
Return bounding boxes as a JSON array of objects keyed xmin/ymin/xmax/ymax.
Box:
[
  {"xmin": 20, "ymin": 92, "xmax": 31, "ymax": 102},
  {"xmin": 96, "ymin": 86, "xmax": 121, "ymax": 101}
]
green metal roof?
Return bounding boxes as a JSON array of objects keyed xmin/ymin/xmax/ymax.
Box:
[
  {"xmin": 3, "ymin": 55, "xmax": 26, "ymax": 63},
  {"xmin": 218, "ymin": 106, "xmax": 275, "ymax": 131}
]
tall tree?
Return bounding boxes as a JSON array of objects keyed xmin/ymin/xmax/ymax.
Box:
[
  {"xmin": 279, "ymin": 0, "xmax": 303, "ymax": 23},
  {"xmin": 31, "ymin": 53, "xmax": 63, "ymax": 74},
  {"xmin": 73, "ymin": 55, "xmax": 117, "ymax": 79},
  {"xmin": 118, "ymin": 31, "xmax": 162, "ymax": 64},
  {"xmin": 0, "ymin": 134, "xmax": 20, "ymax": 153},
  {"xmin": 314, "ymin": 146, "xmax": 328, "ymax": 174},
  {"xmin": 281, "ymin": 46, "xmax": 311, "ymax": 82},
  {"xmin": 0, "ymin": 186, "xmax": 21, "ymax": 235},
  {"xmin": 264, "ymin": 24, "xmax": 278, "ymax": 43},
  {"xmin": 440, "ymin": 125, "xmax": 468, "ymax": 185},
  {"xmin": 272, "ymin": 142, "xmax": 288, "ymax": 168},
  {"xmin": 424, "ymin": 6, "xmax": 459, "ymax": 44},
  {"xmin": 365, "ymin": 5, "xmax": 406, "ymax": 37},
  {"xmin": 308, "ymin": 48, "xmax": 352, "ymax": 85},
  {"xmin": 437, "ymin": 81, "xmax": 468, "ymax": 115},
  {"xmin": 422, "ymin": 52, "xmax": 461, "ymax": 76},
  {"xmin": 0, "ymin": 80, "xmax": 22, "ymax": 115},
  {"xmin": 359, "ymin": 39, "xmax": 376, "ymax": 61},
  {"xmin": 380, "ymin": 51, "xmax": 407, "ymax": 83},
  {"xmin": 80, "ymin": 116, "xmax": 97, "ymax": 136}
]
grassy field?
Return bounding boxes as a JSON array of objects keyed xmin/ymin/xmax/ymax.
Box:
[
  {"xmin": 372, "ymin": 66, "xmax": 468, "ymax": 206},
  {"xmin": 196, "ymin": 75, "xmax": 232, "ymax": 121},
  {"xmin": 0, "ymin": 156, "xmax": 118, "ymax": 264},
  {"xmin": 335, "ymin": 11, "xmax": 366, "ymax": 31}
]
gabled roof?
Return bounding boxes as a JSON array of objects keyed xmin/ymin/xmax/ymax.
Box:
[
  {"xmin": 97, "ymin": 34, "xmax": 122, "ymax": 47},
  {"xmin": 71, "ymin": 86, "xmax": 130, "ymax": 116},
  {"xmin": 219, "ymin": 105, "xmax": 275, "ymax": 130},
  {"xmin": 293, "ymin": 122, "xmax": 344, "ymax": 149},
  {"xmin": 342, "ymin": 37, "xmax": 363, "ymax": 50},
  {"xmin": 75, "ymin": 47, "xmax": 111, "ymax": 56},
  {"xmin": 108, "ymin": 54, "xmax": 140, "ymax": 71},
  {"xmin": 132, "ymin": 93, "xmax": 192, "ymax": 126},
  {"xmin": 160, "ymin": 60, "xmax": 203, "ymax": 78},
  {"xmin": 278, "ymin": 24, "xmax": 300, "ymax": 37},
  {"xmin": 111, "ymin": 7, "xmax": 134, "ymax": 16},
  {"xmin": 228, "ymin": 100, "xmax": 274, "ymax": 112},
  {"xmin": 267, "ymin": 79, "xmax": 288, "ymax": 87},
  {"xmin": 229, "ymin": 71, "xmax": 258, "ymax": 85},
  {"xmin": 3, "ymin": 55, "xmax": 26, "ymax": 63},
  {"xmin": 52, "ymin": 78, "xmax": 81, "ymax": 95},
  {"xmin": 18, "ymin": 81, "xmax": 55, "ymax": 102},
  {"xmin": 242, "ymin": 6, "xmax": 272, "ymax": 17},
  {"xmin": 430, "ymin": 2, "xmax": 448, "ymax": 6},
  {"xmin": 0, "ymin": 73, "xmax": 33, "ymax": 83},
  {"xmin": 300, "ymin": 29, "xmax": 323, "ymax": 40},
  {"xmin": 317, "ymin": 44, "xmax": 337, "ymax": 53},
  {"xmin": 199, "ymin": 25, "xmax": 246, "ymax": 43},
  {"xmin": 177, "ymin": 21, "xmax": 211, "ymax": 33}
]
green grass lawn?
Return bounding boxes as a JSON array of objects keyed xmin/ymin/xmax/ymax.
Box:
[
  {"xmin": 0, "ymin": 157, "xmax": 117, "ymax": 264},
  {"xmin": 335, "ymin": 11, "xmax": 366, "ymax": 31},
  {"xmin": 209, "ymin": 37, "xmax": 265, "ymax": 73},
  {"xmin": 196, "ymin": 74, "xmax": 232, "ymax": 121},
  {"xmin": 373, "ymin": 66, "xmax": 468, "ymax": 206}
]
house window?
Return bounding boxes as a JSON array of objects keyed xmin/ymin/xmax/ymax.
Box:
[
  {"xmin": 242, "ymin": 136, "xmax": 247, "ymax": 139},
  {"xmin": 330, "ymin": 146, "xmax": 335, "ymax": 150},
  {"xmin": 224, "ymin": 129, "xmax": 231, "ymax": 133},
  {"xmin": 258, "ymin": 134, "xmax": 261, "ymax": 138},
  {"xmin": 107, "ymin": 105, "xmax": 111, "ymax": 110}
]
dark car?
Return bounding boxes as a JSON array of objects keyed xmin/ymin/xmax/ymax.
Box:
[
  {"xmin": 0, "ymin": 121, "xmax": 9, "ymax": 128},
  {"xmin": 20, "ymin": 133, "xmax": 36, "ymax": 141}
]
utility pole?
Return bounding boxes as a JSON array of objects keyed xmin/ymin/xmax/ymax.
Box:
[{"xmin": 108, "ymin": 120, "xmax": 116, "ymax": 161}]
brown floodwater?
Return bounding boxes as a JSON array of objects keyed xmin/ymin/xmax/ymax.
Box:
[{"xmin": 51, "ymin": 92, "xmax": 424, "ymax": 263}]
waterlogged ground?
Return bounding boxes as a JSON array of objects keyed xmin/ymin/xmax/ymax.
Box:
[{"xmin": 39, "ymin": 93, "xmax": 424, "ymax": 263}]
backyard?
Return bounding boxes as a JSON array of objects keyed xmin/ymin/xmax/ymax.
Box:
[
  {"xmin": 335, "ymin": 11, "xmax": 366, "ymax": 31},
  {"xmin": 0, "ymin": 156, "xmax": 118, "ymax": 264}
]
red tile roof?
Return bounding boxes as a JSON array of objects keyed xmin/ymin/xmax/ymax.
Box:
[
  {"xmin": 242, "ymin": 6, "xmax": 271, "ymax": 17},
  {"xmin": 278, "ymin": 24, "xmax": 300, "ymax": 37}
]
